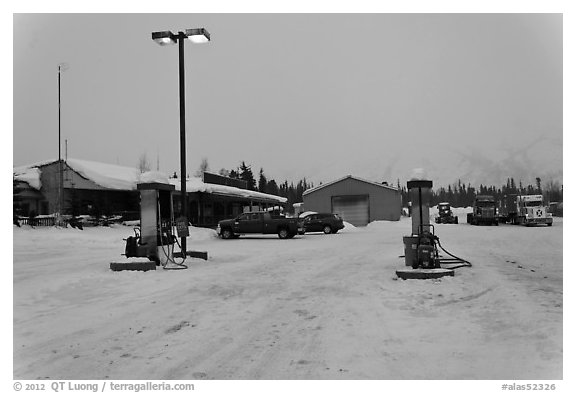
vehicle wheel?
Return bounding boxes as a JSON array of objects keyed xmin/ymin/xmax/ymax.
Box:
[
  {"xmin": 278, "ymin": 228, "xmax": 289, "ymax": 239},
  {"xmin": 323, "ymin": 225, "xmax": 332, "ymax": 234},
  {"xmin": 454, "ymin": 217, "xmax": 458, "ymax": 224},
  {"xmin": 221, "ymin": 229, "xmax": 233, "ymax": 239},
  {"xmin": 547, "ymin": 223, "xmax": 552, "ymax": 227}
]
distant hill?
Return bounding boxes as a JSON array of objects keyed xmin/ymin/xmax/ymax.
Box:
[{"xmin": 289, "ymin": 134, "xmax": 562, "ymax": 189}]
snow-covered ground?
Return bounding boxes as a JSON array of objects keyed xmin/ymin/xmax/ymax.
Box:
[{"xmin": 13, "ymin": 216, "xmax": 563, "ymax": 380}]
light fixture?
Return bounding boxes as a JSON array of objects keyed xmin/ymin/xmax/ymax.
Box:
[
  {"xmin": 151, "ymin": 31, "xmax": 177, "ymax": 46},
  {"xmin": 185, "ymin": 28, "xmax": 210, "ymax": 44}
]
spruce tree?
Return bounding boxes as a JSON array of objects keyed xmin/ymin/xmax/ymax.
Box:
[
  {"xmin": 266, "ymin": 179, "xmax": 279, "ymax": 195},
  {"xmin": 239, "ymin": 162, "xmax": 257, "ymax": 191},
  {"xmin": 258, "ymin": 168, "xmax": 267, "ymax": 193}
]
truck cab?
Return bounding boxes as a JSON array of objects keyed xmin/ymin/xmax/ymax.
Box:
[
  {"xmin": 435, "ymin": 202, "xmax": 458, "ymax": 224},
  {"xmin": 467, "ymin": 195, "xmax": 498, "ymax": 226},
  {"xmin": 513, "ymin": 195, "xmax": 553, "ymax": 226}
]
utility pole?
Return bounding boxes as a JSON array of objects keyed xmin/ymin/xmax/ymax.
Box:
[{"xmin": 58, "ymin": 64, "xmax": 63, "ymax": 224}]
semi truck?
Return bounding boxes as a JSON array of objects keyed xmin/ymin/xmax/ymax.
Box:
[
  {"xmin": 500, "ymin": 194, "xmax": 553, "ymax": 226},
  {"xmin": 467, "ymin": 195, "xmax": 498, "ymax": 226}
]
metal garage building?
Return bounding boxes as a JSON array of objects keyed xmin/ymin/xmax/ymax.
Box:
[{"xmin": 302, "ymin": 175, "xmax": 401, "ymax": 226}]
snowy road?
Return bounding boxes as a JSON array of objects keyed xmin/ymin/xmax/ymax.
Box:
[{"xmin": 13, "ymin": 216, "xmax": 562, "ymax": 380}]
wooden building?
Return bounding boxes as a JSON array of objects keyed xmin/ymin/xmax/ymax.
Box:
[{"xmin": 13, "ymin": 159, "xmax": 286, "ymax": 227}]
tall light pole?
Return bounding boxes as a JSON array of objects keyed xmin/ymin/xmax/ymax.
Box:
[
  {"xmin": 151, "ymin": 28, "xmax": 210, "ymax": 255},
  {"xmin": 57, "ymin": 63, "xmax": 68, "ymax": 224}
]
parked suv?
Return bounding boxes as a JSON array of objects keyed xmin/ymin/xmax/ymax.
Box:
[{"xmin": 301, "ymin": 213, "xmax": 344, "ymax": 234}]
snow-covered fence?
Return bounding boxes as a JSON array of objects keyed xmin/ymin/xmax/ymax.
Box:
[{"xmin": 18, "ymin": 217, "xmax": 55, "ymax": 227}]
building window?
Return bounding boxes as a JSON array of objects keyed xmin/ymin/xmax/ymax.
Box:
[{"xmin": 41, "ymin": 201, "xmax": 49, "ymax": 215}]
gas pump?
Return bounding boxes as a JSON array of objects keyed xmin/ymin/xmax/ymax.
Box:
[
  {"xmin": 397, "ymin": 177, "xmax": 471, "ymax": 279},
  {"xmin": 402, "ymin": 180, "xmax": 441, "ymax": 269},
  {"xmin": 121, "ymin": 182, "xmax": 187, "ymax": 270}
]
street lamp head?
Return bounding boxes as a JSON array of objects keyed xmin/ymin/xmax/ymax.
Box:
[
  {"xmin": 152, "ymin": 31, "xmax": 177, "ymax": 46},
  {"xmin": 185, "ymin": 28, "xmax": 210, "ymax": 43}
]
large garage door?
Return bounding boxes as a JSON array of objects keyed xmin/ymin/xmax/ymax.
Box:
[{"xmin": 332, "ymin": 195, "xmax": 369, "ymax": 226}]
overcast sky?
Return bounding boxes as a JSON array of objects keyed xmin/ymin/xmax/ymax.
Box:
[{"xmin": 13, "ymin": 13, "xmax": 563, "ymax": 188}]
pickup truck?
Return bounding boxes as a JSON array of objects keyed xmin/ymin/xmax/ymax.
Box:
[{"xmin": 217, "ymin": 211, "xmax": 305, "ymax": 239}]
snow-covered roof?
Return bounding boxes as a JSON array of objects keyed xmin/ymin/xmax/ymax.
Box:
[
  {"xmin": 170, "ymin": 177, "xmax": 286, "ymax": 203},
  {"xmin": 13, "ymin": 165, "xmax": 42, "ymax": 189},
  {"xmin": 13, "ymin": 158, "xmax": 287, "ymax": 204},
  {"xmin": 68, "ymin": 158, "xmax": 142, "ymax": 190},
  {"xmin": 13, "ymin": 158, "xmax": 142, "ymax": 191},
  {"xmin": 303, "ymin": 175, "xmax": 398, "ymax": 196}
]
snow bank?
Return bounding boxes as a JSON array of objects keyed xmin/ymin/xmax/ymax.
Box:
[
  {"xmin": 365, "ymin": 220, "xmax": 403, "ymax": 230},
  {"xmin": 340, "ymin": 221, "xmax": 360, "ymax": 232},
  {"xmin": 188, "ymin": 225, "xmax": 218, "ymax": 241}
]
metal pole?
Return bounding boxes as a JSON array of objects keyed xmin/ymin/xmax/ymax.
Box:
[
  {"xmin": 58, "ymin": 66, "xmax": 63, "ymax": 223},
  {"xmin": 178, "ymin": 33, "xmax": 187, "ymax": 254},
  {"xmin": 418, "ymin": 187, "xmax": 423, "ymax": 235}
]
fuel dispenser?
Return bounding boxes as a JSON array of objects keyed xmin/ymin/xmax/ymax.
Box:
[
  {"xmin": 397, "ymin": 178, "xmax": 471, "ymax": 279},
  {"xmin": 402, "ymin": 180, "xmax": 439, "ymax": 269},
  {"xmin": 114, "ymin": 182, "xmax": 187, "ymax": 271}
]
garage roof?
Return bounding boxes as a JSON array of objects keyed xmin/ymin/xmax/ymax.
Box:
[{"xmin": 303, "ymin": 175, "xmax": 398, "ymax": 196}]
